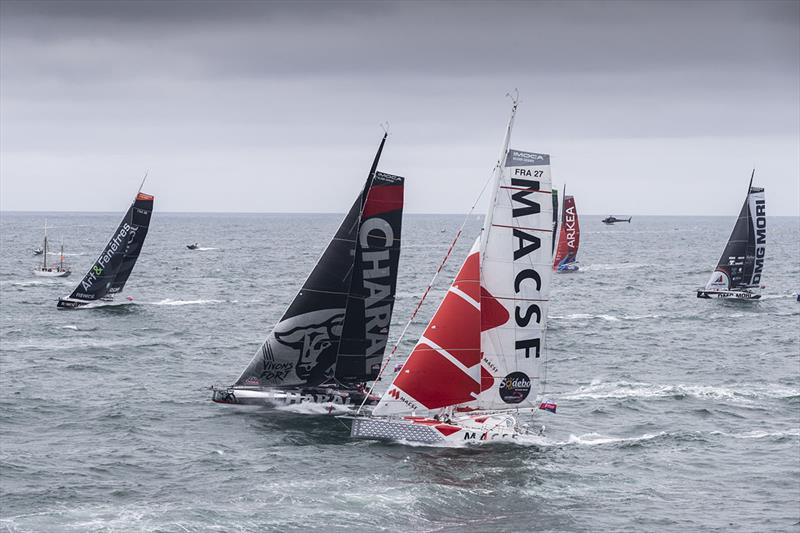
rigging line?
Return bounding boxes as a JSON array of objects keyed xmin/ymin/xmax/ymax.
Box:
[{"xmin": 354, "ymin": 153, "xmax": 500, "ymax": 416}]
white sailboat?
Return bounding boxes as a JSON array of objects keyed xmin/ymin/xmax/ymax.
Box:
[
  {"xmin": 32, "ymin": 222, "xmax": 71, "ymax": 278},
  {"xmin": 346, "ymin": 98, "xmax": 556, "ymax": 444}
]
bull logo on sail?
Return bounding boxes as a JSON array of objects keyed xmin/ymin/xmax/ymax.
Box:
[{"xmin": 265, "ymin": 309, "xmax": 345, "ymax": 385}]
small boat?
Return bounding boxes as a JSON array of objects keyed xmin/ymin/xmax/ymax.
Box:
[
  {"xmin": 32, "ymin": 223, "xmax": 71, "ymax": 278},
  {"xmin": 186, "ymin": 243, "xmax": 199, "ymax": 250},
  {"xmin": 345, "ymin": 97, "xmax": 556, "ymax": 444},
  {"xmin": 602, "ymin": 215, "xmax": 631, "ymax": 224},
  {"xmin": 57, "ymin": 181, "xmax": 154, "ymax": 309},
  {"xmin": 211, "ymin": 134, "xmax": 405, "ymax": 413},
  {"xmin": 697, "ymin": 170, "xmax": 765, "ymax": 300},
  {"xmin": 33, "ymin": 248, "xmax": 43, "ymax": 256},
  {"xmin": 553, "ymin": 187, "xmax": 580, "ymax": 272}
]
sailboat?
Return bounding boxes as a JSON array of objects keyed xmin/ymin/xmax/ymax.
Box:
[
  {"xmin": 553, "ymin": 189, "xmax": 580, "ymax": 272},
  {"xmin": 57, "ymin": 186, "xmax": 154, "ymax": 308},
  {"xmin": 32, "ymin": 222, "xmax": 71, "ymax": 278},
  {"xmin": 697, "ymin": 170, "xmax": 765, "ymax": 300},
  {"xmin": 212, "ymin": 135, "xmax": 405, "ymax": 412},
  {"xmin": 346, "ymin": 99, "xmax": 555, "ymax": 444}
]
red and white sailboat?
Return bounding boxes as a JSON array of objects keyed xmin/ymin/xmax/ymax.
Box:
[
  {"xmin": 346, "ymin": 99, "xmax": 555, "ymax": 444},
  {"xmin": 552, "ymin": 188, "xmax": 580, "ymax": 272}
]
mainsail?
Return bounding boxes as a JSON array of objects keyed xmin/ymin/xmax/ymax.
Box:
[
  {"xmin": 59, "ymin": 192, "xmax": 154, "ymax": 305},
  {"xmin": 374, "ymin": 138, "xmax": 554, "ymax": 415},
  {"xmin": 234, "ymin": 136, "xmax": 404, "ymax": 389},
  {"xmin": 553, "ymin": 193, "xmax": 580, "ymax": 270},
  {"xmin": 704, "ymin": 172, "xmax": 766, "ymax": 291}
]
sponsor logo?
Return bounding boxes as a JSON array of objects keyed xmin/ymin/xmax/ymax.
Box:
[
  {"xmin": 386, "ymin": 387, "xmax": 417, "ymax": 409},
  {"xmin": 359, "ymin": 217, "xmax": 394, "ymax": 362},
  {"xmin": 564, "ymin": 205, "xmax": 577, "ymax": 248},
  {"xmin": 499, "ymin": 372, "xmax": 531, "ymax": 404},
  {"xmin": 80, "ymin": 222, "xmax": 134, "ymax": 292},
  {"xmin": 271, "ymin": 311, "xmax": 344, "ymax": 384},
  {"xmin": 751, "ymin": 197, "xmax": 766, "ymax": 284},
  {"xmin": 510, "ymin": 177, "xmax": 544, "ymax": 359}
]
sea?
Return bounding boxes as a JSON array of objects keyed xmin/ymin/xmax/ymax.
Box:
[{"xmin": 1, "ymin": 212, "xmax": 798, "ymax": 532}]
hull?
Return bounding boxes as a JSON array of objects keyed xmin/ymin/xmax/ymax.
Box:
[
  {"xmin": 57, "ymin": 297, "xmax": 91, "ymax": 309},
  {"xmin": 556, "ymin": 263, "xmax": 579, "ymax": 273},
  {"xmin": 211, "ymin": 385, "xmax": 378, "ymax": 414},
  {"xmin": 696, "ymin": 289, "xmax": 761, "ymax": 300},
  {"xmin": 56, "ymin": 296, "xmax": 112, "ymax": 309},
  {"xmin": 348, "ymin": 413, "xmax": 523, "ymax": 445},
  {"xmin": 33, "ymin": 269, "xmax": 70, "ymax": 278}
]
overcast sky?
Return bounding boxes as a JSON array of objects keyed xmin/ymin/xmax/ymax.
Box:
[{"xmin": 1, "ymin": 0, "xmax": 798, "ymax": 215}]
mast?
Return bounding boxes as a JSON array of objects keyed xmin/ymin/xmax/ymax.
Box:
[
  {"xmin": 42, "ymin": 221, "xmax": 48, "ymax": 269},
  {"xmin": 480, "ymin": 92, "xmax": 519, "ymax": 256},
  {"xmin": 60, "ymin": 241, "xmax": 64, "ymax": 270}
]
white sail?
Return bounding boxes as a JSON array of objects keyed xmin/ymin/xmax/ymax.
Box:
[{"xmin": 476, "ymin": 149, "xmax": 553, "ymax": 410}]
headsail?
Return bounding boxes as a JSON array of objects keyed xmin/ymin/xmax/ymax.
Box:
[
  {"xmin": 553, "ymin": 194, "xmax": 580, "ymax": 269},
  {"xmin": 62, "ymin": 192, "xmax": 154, "ymax": 303},
  {"xmin": 374, "ymin": 239, "xmax": 481, "ymax": 415},
  {"xmin": 705, "ymin": 172, "xmax": 766, "ymax": 291},
  {"xmin": 235, "ymin": 137, "xmax": 405, "ymax": 389}
]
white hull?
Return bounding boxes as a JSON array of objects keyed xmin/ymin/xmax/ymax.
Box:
[
  {"xmin": 33, "ymin": 269, "xmax": 70, "ymax": 278},
  {"xmin": 696, "ymin": 288, "xmax": 760, "ymax": 300},
  {"xmin": 348, "ymin": 413, "xmax": 526, "ymax": 444}
]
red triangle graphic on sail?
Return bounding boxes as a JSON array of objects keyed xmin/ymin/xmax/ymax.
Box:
[{"xmin": 480, "ymin": 286, "xmax": 509, "ymax": 331}]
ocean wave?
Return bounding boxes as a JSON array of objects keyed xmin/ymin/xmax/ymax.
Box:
[
  {"xmin": 564, "ymin": 431, "xmax": 666, "ymax": 446},
  {"xmin": 550, "ymin": 313, "xmax": 660, "ymax": 322},
  {"xmin": 150, "ymin": 299, "xmax": 223, "ymax": 306},
  {"xmin": 710, "ymin": 429, "xmax": 800, "ymax": 440},
  {"xmin": 273, "ymin": 402, "xmax": 354, "ymax": 416},
  {"xmin": 562, "ymin": 380, "xmax": 799, "ymax": 403},
  {"xmin": 580, "ymin": 263, "xmax": 651, "ymax": 272}
]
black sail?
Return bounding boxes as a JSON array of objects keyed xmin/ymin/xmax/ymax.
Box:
[
  {"xmin": 108, "ymin": 193, "xmax": 154, "ymax": 295},
  {"xmin": 705, "ymin": 174, "xmax": 767, "ymax": 291},
  {"xmin": 235, "ymin": 135, "xmax": 405, "ymax": 389},
  {"xmin": 61, "ymin": 192, "xmax": 154, "ymax": 304},
  {"xmin": 335, "ymin": 171, "xmax": 404, "ymax": 384}
]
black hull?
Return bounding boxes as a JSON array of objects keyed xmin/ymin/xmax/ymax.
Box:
[{"xmin": 57, "ymin": 298, "xmax": 91, "ymax": 309}]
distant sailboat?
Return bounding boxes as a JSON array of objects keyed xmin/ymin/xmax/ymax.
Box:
[
  {"xmin": 553, "ymin": 189, "xmax": 580, "ymax": 272},
  {"xmin": 32, "ymin": 222, "xmax": 71, "ymax": 278},
  {"xmin": 212, "ymin": 134, "xmax": 405, "ymax": 413},
  {"xmin": 57, "ymin": 187, "xmax": 154, "ymax": 308},
  {"xmin": 347, "ymin": 98, "xmax": 556, "ymax": 444},
  {"xmin": 697, "ymin": 170, "xmax": 765, "ymax": 300}
]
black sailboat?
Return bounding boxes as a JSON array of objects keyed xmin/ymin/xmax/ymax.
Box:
[
  {"xmin": 212, "ymin": 135, "xmax": 404, "ymax": 412},
  {"xmin": 57, "ymin": 189, "xmax": 154, "ymax": 308},
  {"xmin": 697, "ymin": 170, "xmax": 766, "ymax": 300}
]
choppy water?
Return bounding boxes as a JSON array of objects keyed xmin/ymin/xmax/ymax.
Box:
[{"xmin": 1, "ymin": 212, "xmax": 798, "ymax": 532}]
